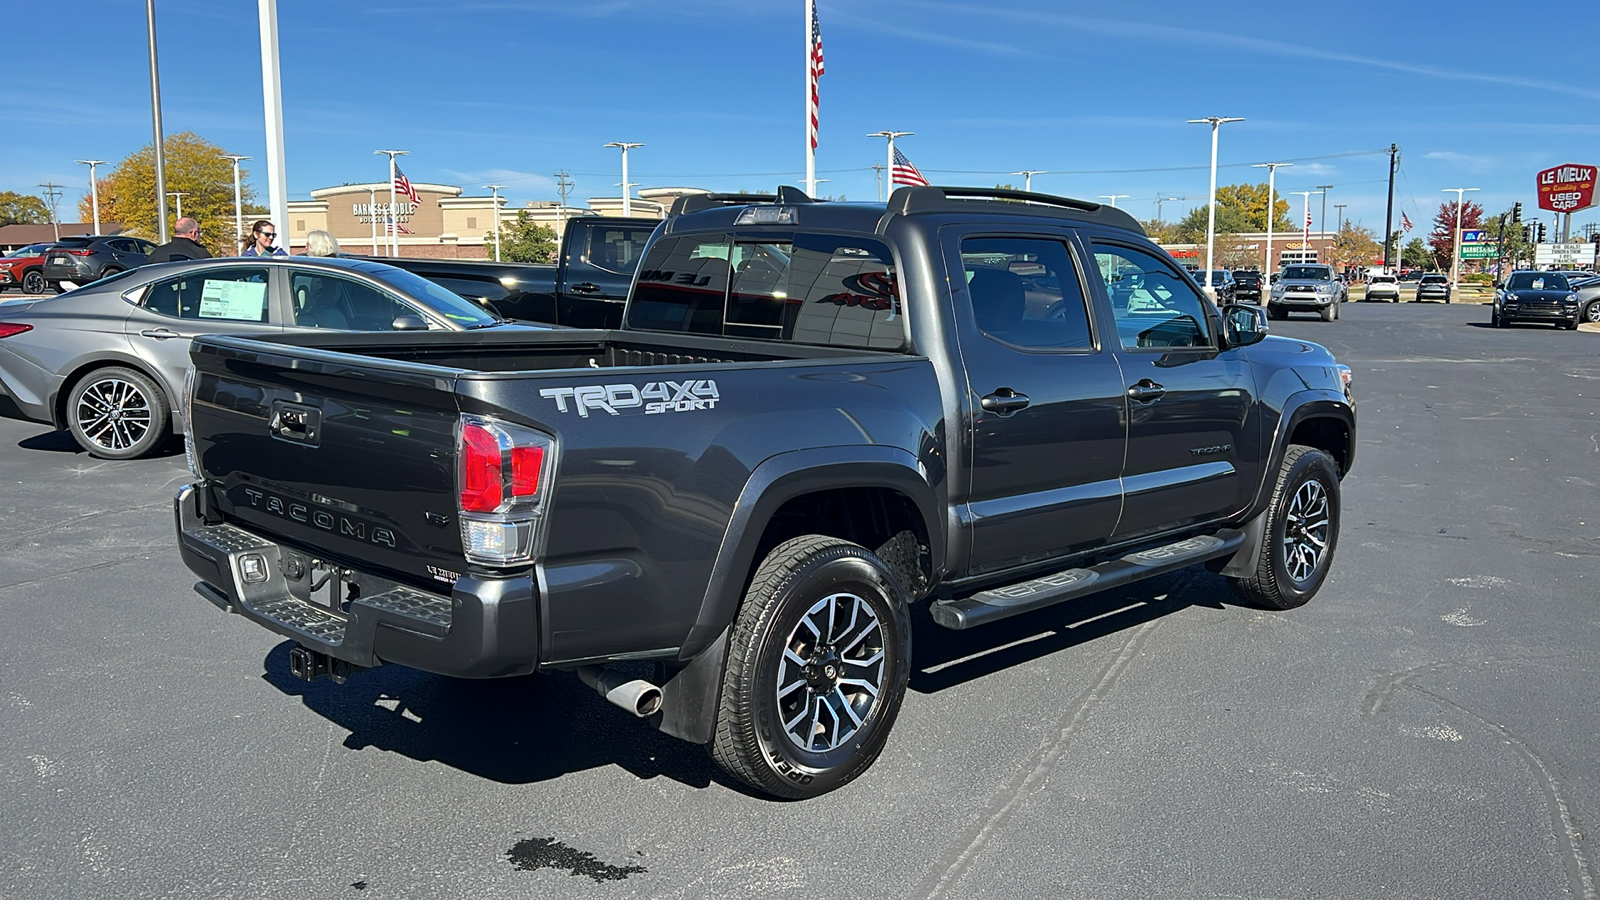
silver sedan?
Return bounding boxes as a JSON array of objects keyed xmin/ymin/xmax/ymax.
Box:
[{"xmin": 0, "ymin": 257, "xmax": 524, "ymax": 459}]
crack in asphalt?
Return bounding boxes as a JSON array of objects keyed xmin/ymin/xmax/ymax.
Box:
[{"xmin": 0, "ymin": 500, "xmax": 169, "ymax": 549}]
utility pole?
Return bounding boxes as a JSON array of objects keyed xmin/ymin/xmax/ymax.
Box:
[
  {"xmin": 1382, "ymin": 143, "xmax": 1399, "ymax": 273},
  {"xmin": 555, "ymin": 169, "xmax": 573, "ymax": 208},
  {"xmin": 483, "ymin": 184, "xmax": 504, "ymax": 261},
  {"xmin": 603, "ymin": 142, "xmax": 643, "ymax": 217},
  {"xmin": 145, "ymin": 0, "xmax": 168, "ymax": 243},
  {"xmin": 75, "ymin": 160, "xmax": 106, "ymax": 235},
  {"xmin": 870, "ymin": 163, "xmax": 886, "ymax": 202},
  {"xmin": 1097, "ymin": 194, "xmax": 1129, "ymax": 208},
  {"xmin": 39, "ymin": 183, "xmax": 63, "ymax": 240},
  {"xmin": 1155, "ymin": 193, "xmax": 1187, "ymax": 222},
  {"xmin": 220, "ymin": 154, "xmax": 250, "ymax": 251},
  {"xmin": 1316, "ymin": 184, "xmax": 1332, "ymax": 264},
  {"xmin": 1012, "ymin": 170, "xmax": 1046, "ymax": 192},
  {"xmin": 1252, "ymin": 162, "xmax": 1293, "ymax": 273}
]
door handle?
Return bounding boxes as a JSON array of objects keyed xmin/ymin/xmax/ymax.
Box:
[
  {"xmin": 138, "ymin": 328, "xmax": 183, "ymax": 340},
  {"xmin": 569, "ymin": 282, "xmax": 599, "ymax": 294},
  {"xmin": 1127, "ymin": 379, "xmax": 1166, "ymax": 402},
  {"xmin": 980, "ymin": 388, "xmax": 1031, "ymax": 415}
]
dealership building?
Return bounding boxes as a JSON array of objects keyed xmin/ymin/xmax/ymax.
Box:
[{"xmin": 284, "ymin": 183, "xmax": 707, "ymax": 258}]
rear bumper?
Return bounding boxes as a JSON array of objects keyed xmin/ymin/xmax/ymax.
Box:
[{"xmin": 176, "ymin": 483, "xmax": 541, "ymax": 678}]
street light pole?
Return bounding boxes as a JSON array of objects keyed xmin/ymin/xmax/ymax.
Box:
[
  {"xmin": 375, "ymin": 149, "xmax": 408, "ymax": 256},
  {"xmin": 1188, "ymin": 116, "xmax": 1245, "ymax": 297},
  {"xmin": 1251, "ymin": 162, "xmax": 1292, "ymax": 274},
  {"xmin": 868, "ymin": 131, "xmax": 913, "ymax": 198},
  {"xmin": 1333, "ymin": 203, "xmax": 1347, "ymax": 231},
  {"xmin": 1316, "ymin": 184, "xmax": 1333, "ymax": 264},
  {"xmin": 1012, "ymin": 170, "xmax": 1046, "ymax": 192},
  {"xmin": 603, "ymin": 142, "xmax": 643, "ymax": 217},
  {"xmin": 257, "ymin": 0, "xmax": 289, "ymax": 249},
  {"xmin": 220, "ymin": 154, "xmax": 250, "ymax": 251},
  {"xmin": 1290, "ymin": 191, "xmax": 1323, "ymax": 264},
  {"xmin": 145, "ymin": 0, "xmax": 168, "ymax": 243},
  {"xmin": 1097, "ymin": 194, "xmax": 1129, "ymax": 208},
  {"xmin": 1442, "ymin": 187, "xmax": 1480, "ymax": 289},
  {"xmin": 75, "ymin": 160, "xmax": 106, "ymax": 235},
  {"xmin": 483, "ymin": 184, "xmax": 505, "ymax": 261},
  {"xmin": 166, "ymin": 192, "xmax": 188, "ymax": 220}
]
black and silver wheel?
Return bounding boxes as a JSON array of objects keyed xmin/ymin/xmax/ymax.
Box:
[
  {"xmin": 1226, "ymin": 445, "xmax": 1340, "ymax": 610},
  {"xmin": 710, "ymin": 535, "xmax": 911, "ymax": 799},
  {"xmin": 22, "ymin": 269, "xmax": 45, "ymax": 294},
  {"xmin": 1584, "ymin": 300, "xmax": 1600, "ymax": 324},
  {"xmin": 66, "ymin": 366, "xmax": 169, "ymax": 460}
]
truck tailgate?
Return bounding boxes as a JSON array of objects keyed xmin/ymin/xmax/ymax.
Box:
[{"xmin": 188, "ymin": 336, "xmax": 469, "ymax": 588}]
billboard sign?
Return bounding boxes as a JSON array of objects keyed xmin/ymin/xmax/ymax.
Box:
[
  {"xmin": 1460, "ymin": 229, "xmax": 1487, "ymax": 243},
  {"xmin": 1537, "ymin": 164, "xmax": 1597, "ymax": 213},
  {"xmin": 1533, "ymin": 242, "xmax": 1597, "ymax": 267}
]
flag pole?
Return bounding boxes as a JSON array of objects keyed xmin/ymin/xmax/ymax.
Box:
[
  {"xmin": 804, "ymin": 0, "xmax": 815, "ymax": 197},
  {"xmin": 388, "ymin": 155, "xmax": 397, "ymax": 256},
  {"xmin": 369, "ymin": 187, "xmax": 378, "ymax": 254}
]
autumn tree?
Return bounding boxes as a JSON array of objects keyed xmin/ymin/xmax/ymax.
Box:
[
  {"xmin": 1427, "ymin": 200, "xmax": 1485, "ymax": 270},
  {"xmin": 80, "ymin": 132, "xmax": 255, "ymax": 255},
  {"xmin": 1214, "ymin": 183, "xmax": 1295, "ymax": 232},
  {"xmin": 1330, "ymin": 221, "xmax": 1380, "ymax": 270},
  {"xmin": 484, "ymin": 210, "xmax": 558, "ymax": 262},
  {"xmin": 0, "ymin": 191, "xmax": 50, "ymax": 226}
]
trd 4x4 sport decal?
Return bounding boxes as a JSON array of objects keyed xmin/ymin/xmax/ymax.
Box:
[{"xmin": 539, "ymin": 380, "xmax": 720, "ymax": 417}]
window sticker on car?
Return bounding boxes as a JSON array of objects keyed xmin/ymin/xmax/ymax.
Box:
[
  {"xmin": 199, "ymin": 280, "xmax": 267, "ymax": 320},
  {"xmin": 1532, "ymin": 278, "xmax": 1544, "ymax": 290}
]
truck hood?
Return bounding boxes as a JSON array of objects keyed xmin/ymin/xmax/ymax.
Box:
[{"xmin": 1248, "ymin": 334, "xmax": 1340, "ymax": 369}]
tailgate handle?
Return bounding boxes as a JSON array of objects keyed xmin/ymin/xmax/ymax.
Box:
[{"xmin": 269, "ymin": 401, "xmax": 321, "ymax": 446}]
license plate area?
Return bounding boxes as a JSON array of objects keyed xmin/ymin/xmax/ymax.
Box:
[
  {"xmin": 283, "ymin": 552, "xmax": 353, "ymax": 613},
  {"xmin": 50, "ymin": 256, "xmax": 69, "ymax": 265}
]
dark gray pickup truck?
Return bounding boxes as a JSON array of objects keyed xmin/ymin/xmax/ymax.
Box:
[{"xmin": 176, "ymin": 186, "xmax": 1356, "ymax": 798}]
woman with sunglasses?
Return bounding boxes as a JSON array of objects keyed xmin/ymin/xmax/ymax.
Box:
[{"xmin": 241, "ymin": 220, "xmax": 288, "ymax": 257}]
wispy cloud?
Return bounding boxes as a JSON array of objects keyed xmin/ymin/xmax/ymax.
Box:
[
  {"xmin": 440, "ymin": 168, "xmax": 558, "ymax": 194},
  {"xmin": 828, "ymin": 8, "xmax": 1040, "ymax": 57}
]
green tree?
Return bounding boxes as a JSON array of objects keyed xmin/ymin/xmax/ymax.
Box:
[
  {"xmin": 80, "ymin": 132, "xmax": 254, "ymax": 255},
  {"xmin": 1482, "ymin": 206, "xmax": 1532, "ymax": 267},
  {"xmin": 1174, "ymin": 202, "xmax": 1252, "ymax": 244},
  {"xmin": 0, "ymin": 191, "xmax": 50, "ymax": 226},
  {"xmin": 485, "ymin": 210, "xmax": 558, "ymax": 262},
  {"xmin": 1141, "ymin": 219, "xmax": 1177, "ymax": 244},
  {"xmin": 1402, "ymin": 237, "xmax": 1432, "ymax": 269}
]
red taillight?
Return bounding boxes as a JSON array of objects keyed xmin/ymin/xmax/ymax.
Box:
[
  {"xmin": 459, "ymin": 422, "xmax": 504, "ymax": 513},
  {"xmin": 510, "ymin": 446, "xmax": 543, "ymax": 497},
  {"xmin": 64, "ymin": 249, "xmax": 94, "ymax": 257},
  {"xmin": 0, "ymin": 323, "xmax": 32, "ymax": 339}
]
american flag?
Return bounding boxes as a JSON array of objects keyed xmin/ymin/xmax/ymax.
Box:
[
  {"xmin": 385, "ymin": 216, "xmax": 414, "ymax": 235},
  {"xmin": 892, "ymin": 148, "xmax": 928, "ymax": 187},
  {"xmin": 1401, "ymin": 212, "xmax": 1414, "ymax": 231},
  {"xmin": 393, "ymin": 165, "xmax": 420, "ymax": 204},
  {"xmin": 807, "ymin": 3, "xmax": 824, "ymax": 151}
]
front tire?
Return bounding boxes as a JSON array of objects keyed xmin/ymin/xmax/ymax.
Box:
[
  {"xmin": 1319, "ymin": 304, "xmax": 1334, "ymax": 322},
  {"xmin": 1584, "ymin": 300, "xmax": 1600, "ymax": 324},
  {"xmin": 66, "ymin": 366, "xmax": 170, "ymax": 460},
  {"xmin": 22, "ymin": 269, "xmax": 45, "ymax": 294},
  {"xmin": 1226, "ymin": 445, "xmax": 1341, "ymax": 610},
  {"xmin": 710, "ymin": 535, "xmax": 912, "ymax": 799}
]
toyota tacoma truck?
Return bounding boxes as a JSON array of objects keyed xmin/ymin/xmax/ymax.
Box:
[
  {"xmin": 176, "ymin": 186, "xmax": 1356, "ymax": 799},
  {"xmin": 1268, "ymin": 263, "xmax": 1344, "ymax": 321}
]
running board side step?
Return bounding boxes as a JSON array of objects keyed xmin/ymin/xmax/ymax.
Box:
[{"xmin": 930, "ymin": 530, "xmax": 1244, "ymax": 630}]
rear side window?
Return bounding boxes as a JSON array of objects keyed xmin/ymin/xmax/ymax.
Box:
[
  {"xmin": 959, "ymin": 236, "xmax": 1093, "ymax": 351},
  {"xmin": 628, "ymin": 232, "xmax": 905, "ymax": 348},
  {"xmin": 143, "ymin": 268, "xmax": 271, "ymax": 322},
  {"xmin": 586, "ymin": 225, "xmax": 655, "ymax": 273}
]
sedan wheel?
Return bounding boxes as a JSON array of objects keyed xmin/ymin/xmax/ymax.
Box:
[
  {"xmin": 66, "ymin": 367, "xmax": 170, "ymax": 460},
  {"xmin": 1585, "ymin": 301, "xmax": 1600, "ymax": 324},
  {"xmin": 22, "ymin": 269, "xmax": 46, "ymax": 294}
]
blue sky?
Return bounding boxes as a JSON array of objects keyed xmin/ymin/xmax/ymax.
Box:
[{"xmin": 4, "ymin": 0, "xmax": 1595, "ymax": 236}]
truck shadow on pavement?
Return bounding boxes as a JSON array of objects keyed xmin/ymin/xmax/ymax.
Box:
[
  {"xmin": 259, "ymin": 643, "xmax": 719, "ymax": 790},
  {"xmin": 909, "ymin": 569, "xmax": 1235, "ymax": 695}
]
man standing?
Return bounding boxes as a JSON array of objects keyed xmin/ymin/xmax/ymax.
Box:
[
  {"xmin": 147, "ymin": 217, "xmax": 213, "ymax": 263},
  {"xmin": 241, "ymin": 219, "xmax": 288, "ymax": 257}
]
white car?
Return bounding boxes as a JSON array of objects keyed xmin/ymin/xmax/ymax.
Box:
[{"xmin": 1366, "ymin": 274, "xmax": 1400, "ymax": 302}]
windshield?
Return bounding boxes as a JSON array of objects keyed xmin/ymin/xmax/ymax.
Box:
[
  {"xmin": 1506, "ymin": 272, "xmax": 1569, "ymax": 291},
  {"xmin": 7, "ymin": 244, "xmax": 49, "ymax": 257},
  {"xmin": 1372, "ymin": 275, "xmax": 1395, "ymax": 283},
  {"xmin": 1283, "ymin": 266, "xmax": 1331, "ymax": 280},
  {"xmin": 370, "ymin": 266, "xmax": 502, "ymax": 327}
]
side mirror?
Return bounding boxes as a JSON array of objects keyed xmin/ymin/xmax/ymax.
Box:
[
  {"xmin": 1495, "ymin": 281, "xmax": 1504, "ymax": 289},
  {"xmin": 391, "ymin": 314, "xmax": 429, "ymax": 331},
  {"xmin": 1221, "ymin": 303, "xmax": 1268, "ymax": 347}
]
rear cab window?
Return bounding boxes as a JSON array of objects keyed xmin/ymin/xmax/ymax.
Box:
[{"xmin": 627, "ymin": 231, "xmax": 905, "ymax": 349}]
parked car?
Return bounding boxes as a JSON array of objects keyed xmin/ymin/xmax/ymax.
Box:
[
  {"xmin": 1269, "ymin": 263, "xmax": 1343, "ymax": 320},
  {"xmin": 1199, "ymin": 269, "xmax": 1236, "ymax": 301},
  {"xmin": 1415, "ymin": 273, "xmax": 1452, "ymax": 303},
  {"xmin": 176, "ymin": 185, "xmax": 1356, "ymax": 799},
  {"xmin": 1365, "ymin": 273, "xmax": 1400, "ymax": 302},
  {"xmin": 1231, "ymin": 269, "xmax": 1262, "ymax": 301},
  {"xmin": 0, "ymin": 257, "xmax": 533, "ymax": 460},
  {"xmin": 1573, "ymin": 277, "xmax": 1600, "ymax": 325},
  {"xmin": 0, "ymin": 242, "xmax": 56, "ymax": 294},
  {"xmin": 41, "ymin": 235, "xmax": 159, "ymax": 289},
  {"xmin": 368, "ymin": 215, "xmax": 657, "ymax": 327},
  {"xmin": 1492, "ymin": 271, "xmax": 1581, "ymax": 329},
  {"xmin": 1398, "ymin": 269, "xmax": 1422, "ymax": 282}
]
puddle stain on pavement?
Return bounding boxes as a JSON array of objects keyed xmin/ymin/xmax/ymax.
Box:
[{"xmin": 506, "ymin": 837, "xmax": 647, "ymax": 883}]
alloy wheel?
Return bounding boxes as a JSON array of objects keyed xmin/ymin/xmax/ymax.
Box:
[
  {"xmin": 1282, "ymin": 480, "xmax": 1331, "ymax": 584},
  {"xmin": 774, "ymin": 591, "xmax": 886, "ymax": 753},
  {"xmin": 22, "ymin": 270, "xmax": 45, "ymax": 294},
  {"xmin": 74, "ymin": 377, "xmax": 153, "ymax": 454}
]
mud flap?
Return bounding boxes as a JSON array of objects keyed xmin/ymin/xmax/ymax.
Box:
[
  {"xmin": 1212, "ymin": 509, "xmax": 1268, "ymax": 579},
  {"xmin": 652, "ymin": 626, "xmax": 730, "ymax": 745}
]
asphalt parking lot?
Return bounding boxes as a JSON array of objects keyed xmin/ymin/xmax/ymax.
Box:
[{"xmin": 2, "ymin": 302, "xmax": 1597, "ymax": 899}]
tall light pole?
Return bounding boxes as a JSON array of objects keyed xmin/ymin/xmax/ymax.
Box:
[
  {"xmin": 604, "ymin": 142, "xmax": 642, "ymax": 217},
  {"xmin": 145, "ymin": 0, "xmax": 168, "ymax": 243},
  {"xmin": 1316, "ymin": 184, "xmax": 1333, "ymax": 264},
  {"xmin": 368, "ymin": 187, "xmax": 378, "ymax": 254},
  {"xmin": 1188, "ymin": 116, "xmax": 1245, "ymax": 297},
  {"xmin": 1442, "ymin": 187, "xmax": 1480, "ymax": 289},
  {"xmin": 1290, "ymin": 190, "xmax": 1323, "ymax": 264},
  {"xmin": 1012, "ymin": 170, "xmax": 1046, "ymax": 192},
  {"xmin": 75, "ymin": 160, "xmax": 106, "ymax": 235},
  {"xmin": 1333, "ymin": 203, "xmax": 1348, "ymax": 231},
  {"xmin": 258, "ymin": 0, "xmax": 289, "ymax": 249},
  {"xmin": 1097, "ymin": 194, "xmax": 1129, "ymax": 208},
  {"xmin": 870, "ymin": 163, "xmax": 886, "ymax": 202},
  {"xmin": 166, "ymin": 191, "xmax": 188, "ymax": 220},
  {"xmin": 220, "ymin": 154, "xmax": 250, "ymax": 251},
  {"xmin": 868, "ymin": 131, "xmax": 913, "ymax": 198},
  {"xmin": 483, "ymin": 184, "xmax": 505, "ymax": 261},
  {"xmin": 375, "ymin": 149, "xmax": 408, "ymax": 256},
  {"xmin": 1252, "ymin": 162, "xmax": 1292, "ymax": 273}
]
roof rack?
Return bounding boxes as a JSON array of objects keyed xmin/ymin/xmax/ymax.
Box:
[
  {"xmin": 668, "ymin": 185, "xmax": 815, "ymax": 217},
  {"xmin": 885, "ymin": 185, "xmax": 1146, "ymax": 236}
]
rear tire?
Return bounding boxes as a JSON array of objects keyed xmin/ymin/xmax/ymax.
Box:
[
  {"xmin": 1584, "ymin": 301, "xmax": 1600, "ymax": 324},
  {"xmin": 65, "ymin": 366, "xmax": 170, "ymax": 460},
  {"xmin": 99, "ymin": 266, "xmax": 123, "ymax": 280},
  {"xmin": 1226, "ymin": 445, "xmax": 1341, "ymax": 610},
  {"xmin": 710, "ymin": 535, "xmax": 912, "ymax": 799}
]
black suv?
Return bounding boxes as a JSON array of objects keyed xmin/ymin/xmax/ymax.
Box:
[
  {"xmin": 42, "ymin": 235, "xmax": 158, "ymax": 289},
  {"xmin": 1232, "ymin": 269, "xmax": 1263, "ymax": 301}
]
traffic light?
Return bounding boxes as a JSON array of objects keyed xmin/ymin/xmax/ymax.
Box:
[
  {"xmin": 1536, "ymin": 222, "xmax": 1547, "ymax": 243},
  {"xmin": 1512, "ymin": 202, "xmax": 1522, "ymax": 224}
]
